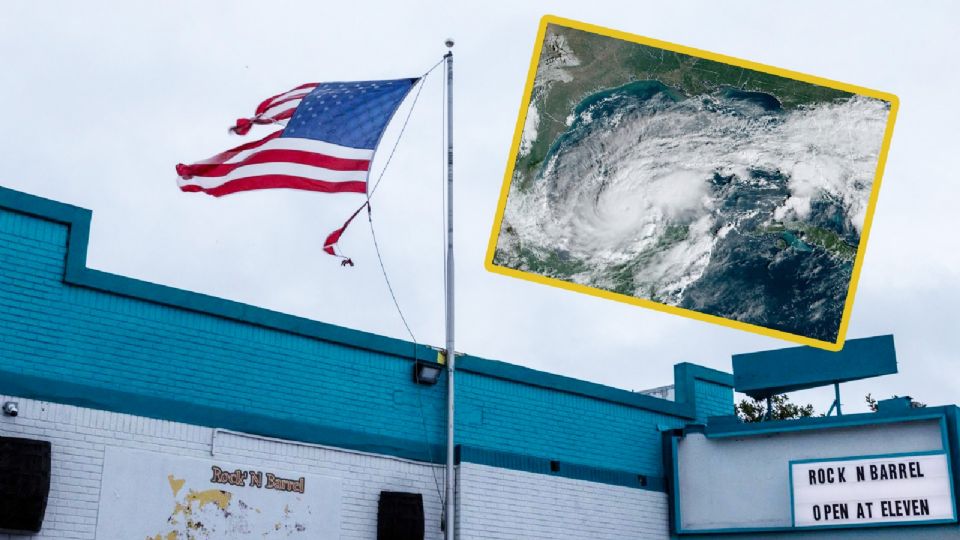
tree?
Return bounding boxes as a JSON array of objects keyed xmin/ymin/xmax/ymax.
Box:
[
  {"xmin": 735, "ymin": 394, "xmax": 816, "ymax": 422},
  {"xmin": 865, "ymin": 393, "xmax": 926, "ymax": 412}
]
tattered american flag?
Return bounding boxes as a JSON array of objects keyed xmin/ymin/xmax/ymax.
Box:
[
  {"xmin": 175, "ymin": 77, "xmax": 418, "ymax": 262},
  {"xmin": 176, "ymin": 78, "xmax": 417, "ymax": 197}
]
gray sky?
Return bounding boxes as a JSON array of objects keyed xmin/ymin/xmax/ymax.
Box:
[{"xmin": 1, "ymin": 1, "xmax": 957, "ymax": 414}]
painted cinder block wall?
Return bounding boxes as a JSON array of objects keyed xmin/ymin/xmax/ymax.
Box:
[
  {"xmin": 0, "ymin": 392, "xmax": 679, "ymax": 540},
  {"xmin": 0, "ymin": 394, "xmax": 447, "ymax": 540},
  {"xmin": 457, "ymin": 463, "xmax": 670, "ymax": 540}
]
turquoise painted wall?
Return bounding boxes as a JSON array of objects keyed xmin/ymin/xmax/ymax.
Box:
[{"xmin": 0, "ymin": 186, "xmax": 733, "ymax": 480}]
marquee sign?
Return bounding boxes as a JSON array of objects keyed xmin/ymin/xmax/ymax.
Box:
[
  {"xmin": 790, "ymin": 452, "xmax": 956, "ymax": 528},
  {"xmin": 96, "ymin": 447, "xmax": 341, "ymax": 539}
]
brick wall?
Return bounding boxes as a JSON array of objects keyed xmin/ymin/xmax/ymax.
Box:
[
  {"xmin": 457, "ymin": 463, "xmax": 669, "ymax": 540},
  {"xmin": 0, "ymin": 395, "xmax": 445, "ymax": 540},
  {"xmin": 0, "ymin": 206, "xmax": 447, "ymax": 460},
  {"xmin": 457, "ymin": 372, "xmax": 688, "ymax": 474},
  {"xmin": 693, "ymin": 377, "xmax": 735, "ymax": 418},
  {"xmin": 0, "ymin": 394, "xmax": 674, "ymax": 540}
]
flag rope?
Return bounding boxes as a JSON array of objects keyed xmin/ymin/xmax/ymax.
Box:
[
  {"xmin": 323, "ymin": 58, "xmax": 442, "ymax": 264},
  {"xmin": 352, "ymin": 59, "xmax": 441, "ymax": 339},
  {"xmin": 365, "ymin": 202, "xmax": 417, "ymax": 347},
  {"xmin": 368, "ymin": 58, "xmax": 443, "ymax": 197},
  {"xmin": 353, "ymin": 58, "xmax": 448, "ymax": 506}
]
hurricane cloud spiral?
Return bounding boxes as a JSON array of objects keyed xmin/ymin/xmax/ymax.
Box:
[{"xmin": 495, "ymin": 79, "xmax": 890, "ymax": 342}]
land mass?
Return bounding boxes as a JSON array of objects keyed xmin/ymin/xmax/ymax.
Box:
[{"xmin": 517, "ymin": 24, "xmax": 854, "ymax": 190}]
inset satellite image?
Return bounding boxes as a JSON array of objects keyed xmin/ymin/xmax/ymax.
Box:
[{"xmin": 489, "ymin": 18, "xmax": 897, "ymax": 347}]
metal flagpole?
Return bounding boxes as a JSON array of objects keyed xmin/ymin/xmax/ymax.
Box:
[{"xmin": 443, "ymin": 40, "xmax": 456, "ymax": 540}]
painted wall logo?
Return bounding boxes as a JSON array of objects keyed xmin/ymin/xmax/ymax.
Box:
[
  {"xmin": 210, "ymin": 465, "xmax": 306, "ymax": 493},
  {"xmin": 486, "ymin": 15, "xmax": 898, "ymax": 351},
  {"xmin": 96, "ymin": 447, "xmax": 341, "ymax": 539},
  {"xmin": 790, "ymin": 453, "xmax": 957, "ymax": 528}
]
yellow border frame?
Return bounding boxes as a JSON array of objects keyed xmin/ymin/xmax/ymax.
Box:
[{"xmin": 484, "ymin": 15, "xmax": 899, "ymax": 352}]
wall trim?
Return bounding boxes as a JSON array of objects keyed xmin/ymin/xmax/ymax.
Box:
[
  {"xmin": 458, "ymin": 355, "xmax": 699, "ymax": 418},
  {"xmin": 456, "ymin": 445, "xmax": 666, "ymax": 492},
  {"xmin": 0, "ymin": 370, "xmax": 446, "ymax": 464},
  {"xmin": 701, "ymin": 409, "xmax": 951, "ymax": 439}
]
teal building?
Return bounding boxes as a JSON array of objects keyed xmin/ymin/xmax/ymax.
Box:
[{"xmin": 0, "ymin": 186, "xmax": 956, "ymax": 539}]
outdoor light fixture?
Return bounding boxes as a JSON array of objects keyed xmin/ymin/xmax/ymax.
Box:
[
  {"xmin": 413, "ymin": 360, "xmax": 443, "ymax": 385},
  {"xmin": 2, "ymin": 401, "xmax": 17, "ymax": 417}
]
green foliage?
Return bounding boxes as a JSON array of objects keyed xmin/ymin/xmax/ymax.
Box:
[
  {"xmin": 737, "ymin": 393, "xmax": 928, "ymax": 423},
  {"xmin": 865, "ymin": 393, "xmax": 926, "ymax": 412},
  {"xmin": 735, "ymin": 394, "xmax": 815, "ymax": 423}
]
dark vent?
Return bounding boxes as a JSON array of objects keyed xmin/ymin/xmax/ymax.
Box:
[
  {"xmin": 0, "ymin": 437, "xmax": 51, "ymax": 533},
  {"xmin": 378, "ymin": 491, "xmax": 425, "ymax": 540}
]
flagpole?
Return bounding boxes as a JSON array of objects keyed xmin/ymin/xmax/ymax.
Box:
[{"xmin": 442, "ymin": 41, "xmax": 456, "ymax": 540}]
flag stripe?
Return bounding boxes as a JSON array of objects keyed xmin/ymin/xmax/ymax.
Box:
[
  {"xmin": 183, "ymin": 149, "xmax": 370, "ymax": 178},
  {"xmin": 246, "ymin": 107, "xmax": 297, "ymax": 128},
  {"xmin": 180, "ymin": 133, "xmax": 373, "ymax": 170},
  {"xmin": 259, "ymin": 93, "xmax": 311, "ymax": 117},
  {"xmin": 179, "ymin": 162, "xmax": 369, "ymax": 190},
  {"xmin": 220, "ymin": 136, "xmax": 374, "ymax": 164},
  {"xmin": 256, "ymin": 83, "xmax": 318, "ymax": 115},
  {"xmin": 180, "ymin": 175, "xmax": 366, "ymax": 197},
  {"xmin": 177, "ymin": 131, "xmax": 375, "ymax": 196},
  {"xmin": 191, "ymin": 130, "xmax": 284, "ymax": 167}
]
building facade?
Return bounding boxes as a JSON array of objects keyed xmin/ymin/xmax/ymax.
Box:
[{"xmin": 0, "ymin": 186, "xmax": 956, "ymax": 538}]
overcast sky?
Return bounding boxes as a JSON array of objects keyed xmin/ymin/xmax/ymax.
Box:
[{"xmin": 1, "ymin": 1, "xmax": 957, "ymax": 414}]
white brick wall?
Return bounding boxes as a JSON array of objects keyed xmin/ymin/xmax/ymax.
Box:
[
  {"xmin": 0, "ymin": 394, "xmax": 675, "ymax": 540},
  {"xmin": 0, "ymin": 395, "xmax": 445, "ymax": 540},
  {"xmin": 457, "ymin": 463, "xmax": 670, "ymax": 540}
]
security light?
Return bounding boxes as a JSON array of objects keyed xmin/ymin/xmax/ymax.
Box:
[
  {"xmin": 2, "ymin": 401, "xmax": 18, "ymax": 417},
  {"xmin": 413, "ymin": 360, "xmax": 443, "ymax": 385}
]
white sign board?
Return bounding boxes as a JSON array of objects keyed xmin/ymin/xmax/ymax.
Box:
[
  {"xmin": 791, "ymin": 452, "xmax": 956, "ymax": 528},
  {"xmin": 96, "ymin": 447, "xmax": 341, "ymax": 539}
]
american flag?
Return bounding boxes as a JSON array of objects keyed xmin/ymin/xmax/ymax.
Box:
[{"xmin": 176, "ymin": 78, "xmax": 418, "ymax": 197}]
